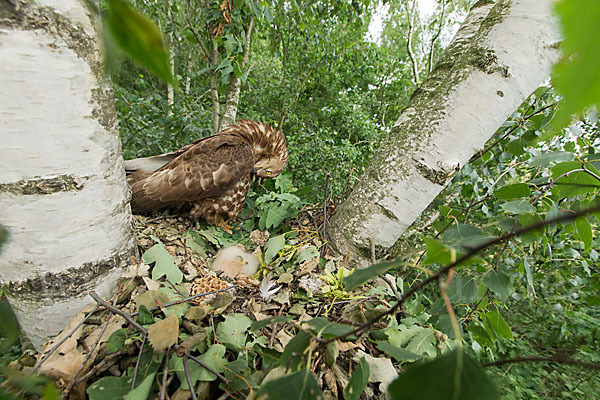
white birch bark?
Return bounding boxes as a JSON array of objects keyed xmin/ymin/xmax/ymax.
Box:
[
  {"xmin": 0, "ymin": 0, "xmax": 136, "ymax": 349},
  {"xmin": 327, "ymin": 0, "xmax": 561, "ymax": 267}
]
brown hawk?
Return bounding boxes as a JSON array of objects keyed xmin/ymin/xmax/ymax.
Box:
[{"xmin": 125, "ymin": 120, "xmax": 288, "ymax": 231}]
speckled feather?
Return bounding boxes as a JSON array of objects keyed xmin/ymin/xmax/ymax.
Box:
[{"xmin": 127, "ymin": 120, "xmax": 288, "ymax": 225}]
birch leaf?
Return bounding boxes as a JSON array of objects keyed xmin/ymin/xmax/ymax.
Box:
[{"xmin": 148, "ymin": 315, "xmax": 179, "ymax": 353}]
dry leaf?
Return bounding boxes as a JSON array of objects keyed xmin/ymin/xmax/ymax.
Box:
[
  {"xmin": 338, "ymin": 341, "xmax": 363, "ymax": 352},
  {"xmin": 143, "ymin": 277, "xmax": 161, "ymax": 291},
  {"xmin": 148, "ymin": 315, "xmax": 179, "ymax": 353},
  {"xmin": 324, "ymin": 369, "xmax": 338, "ymax": 398},
  {"xmin": 134, "ymin": 290, "xmax": 170, "ymax": 310},
  {"xmin": 83, "ymin": 315, "xmax": 125, "ymax": 350},
  {"xmin": 357, "ymin": 350, "xmax": 398, "ymax": 391}
]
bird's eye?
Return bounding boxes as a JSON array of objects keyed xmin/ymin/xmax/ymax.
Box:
[{"xmin": 266, "ymin": 171, "xmax": 272, "ymax": 175}]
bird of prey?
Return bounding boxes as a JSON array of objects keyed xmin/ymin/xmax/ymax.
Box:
[{"xmin": 125, "ymin": 120, "xmax": 288, "ymax": 232}]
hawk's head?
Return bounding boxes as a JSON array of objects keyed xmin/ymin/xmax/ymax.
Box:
[
  {"xmin": 253, "ymin": 157, "xmax": 287, "ymax": 178},
  {"xmin": 235, "ymin": 120, "xmax": 288, "ymax": 179}
]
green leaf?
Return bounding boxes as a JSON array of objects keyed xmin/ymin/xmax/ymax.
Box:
[
  {"xmin": 517, "ymin": 213, "xmax": 545, "ymax": 244},
  {"xmin": 296, "ymin": 245, "xmax": 320, "ymax": 264},
  {"xmin": 448, "ymin": 275, "xmax": 479, "ymax": 303},
  {"xmin": 375, "ymin": 341, "xmax": 423, "ymax": 362},
  {"xmin": 0, "ymin": 301, "xmax": 19, "ymax": 350},
  {"xmin": 484, "ymin": 311, "xmax": 513, "ymax": 339},
  {"xmin": 304, "ymin": 317, "xmax": 355, "ymax": 339},
  {"xmin": 181, "ymin": 231, "xmax": 209, "ymax": 257},
  {"xmin": 142, "ymin": 242, "xmax": 183, "ymax": 283},
  {"xmin": 551, "ymin": 161, "xmax": 600, "ymax": 198},
  {"xmin": 467, "ymin": 325, "xmax": 494, "ymax": 347},
  {"xmin": 264, "ymin": 234, "xmax": 286, "ymax": 263},
  {"xmin": 251, "ymin": 315, "xmax": 295, "ymax": 331},
  {"xmin": 345, "ymin": 357, "xmax": 370, "ymax": 400},
  {"xmin": 387, "ymin": 326, "xmax": 437, "ymax": 358},
  {"xmin": 483, "ymin": 270, "xmax": 512, "ymax": 300},
  {"xmin": 388, "ymin": 350, "xmax": 500, "ymax": 400},
  {"xmin": 551, "ymin": 0, "xmax": 600, "ymax": 132},
  {"xmin": 105, "ymin": 0, "xmax": 174, "ymax": 85},
  {"xmin": 215, "ymin": 313, "xmax": 252, "ymax": 351},
  {"xmin": 500, "ymin": 200, "xmax": 536, "ymax": 215},
  {"xmin": 529, "ymin": 151, "xmax": 575, "ymax": 167},
  {"xmin": 169, "ymin": 344, "xmax": 227, "ymax": 388},
  {"xmin": 493, "ymin": 183, "xmax": 531, "ymax": 200},
  {"xmin": 255, "ymin": 368, "xmax": 324, "ymax": 400},
  {"xmin": 442, "ymin": 224, "xmax": 489, "ymax": 247},
  {"xmin": 87, "ymin": 376, "xmax": 130, "ymax": 400},
  {"xmin": 404, "ymin": 327, "xmax": 437, "ymax": 358},
  {"xmin": 279, "ymin": 330, "xmax": 312, "ymax": 366},
  {"xmin": 136, "ymin": 305, "xmax": 154, "ymax": 325},
  {"xmin": 124, "ymin": 372, "xmax": 155, "ymax": 400},
  {"xmin": 343, "ymin": 259, "xmax": 401, "ymax": 290},
  {"xmin": 106, "ymin": 328, "xmax": 128, "ymax": 353},
  {"xmin": 575, "ymin": 217, "xmax": 593, "ymax": 250}
]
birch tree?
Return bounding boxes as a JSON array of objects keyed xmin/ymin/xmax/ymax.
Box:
[
  {"xmin": 326, "ymin": 0, "xmax": 561, "ymax": 267},
  {"xmin": 0, "ymin": 0, "xmax": 136, "ymax": 349}
]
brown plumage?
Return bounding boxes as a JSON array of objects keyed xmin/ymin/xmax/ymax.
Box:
[{"xmin": 126, "ymin": 120, "xmax": 288, "ymax": 231}]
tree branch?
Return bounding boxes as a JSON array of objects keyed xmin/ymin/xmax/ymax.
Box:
[{"xmin": 325, "ymin": 203, "xmax": 600, "ymax": 343}]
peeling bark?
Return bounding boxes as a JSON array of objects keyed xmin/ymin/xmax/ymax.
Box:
[
  {"xmin": 326, "ymin": 0, "xmax": 561, "ymax": 267},
  {"xmin": 0, "ymin": 0, "xmax": 136, "ymax": 349}
]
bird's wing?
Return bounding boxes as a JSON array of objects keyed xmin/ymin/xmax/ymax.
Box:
[
  {"xmin": 138, "ymin": 134, "xmax": 254, "ymax": 205},
  {"xmin": 124, "ymin": 136, "xmax": 215, "ymax": 174}
]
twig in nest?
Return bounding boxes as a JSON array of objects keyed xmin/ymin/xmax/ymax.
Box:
[
  {"xmin": 76, "ymin": 350, "xmax": 126, "ymax": 384},
  {"xmin": 183, "ymin": 355, "xmax": 198, "ymax": 400},
  {"xmin": 159, "ymin": 349, "xmax": 173, "ymax": 400},
  {"xmin": 30, "ymin": 304, "xmax": 100, "ymax": 375},
  {"xmin": 131, "ymin": 334, "xmax": 148, "ymax": 390},
  {"xmin": 89, "ymin": 291, "xmax": 148, "ymax": 334},
  {"xmin": 63, "ymin": 305, "xmax": 113, "ymax": 395}
]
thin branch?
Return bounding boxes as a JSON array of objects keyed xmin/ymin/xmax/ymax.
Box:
[
  {"xmin": 89, "ymin": 291, "xmax": 148, "ymax": 335},
  {"xmin": 405, "ymin": 0, "xmax": 420, "ymax": 85},
  {"xmin": 473, "ymin": 102, "xmax": 558, "ymax": 163},
  {"xmin": 131, "ymin": 334, "xmax": 148, "ymax": 390},
  {"xmin": 185, "ymin": 0, "xmax": 210, "ymax": 59},
  {"xmin": 188, "ymin": 354, "xmax": 229, "ymax": 384},
  {"xmin": 63, "ymin": 309, "xmax": 112, "ymax": 395},
  {"xmin": 427, "ymin": 0, "xmax": 446, "ymax": 72},
  {"xmin": 483, "ymin": 356, "xmax": 600, "ymax": 370},
  {"xmin": 30, "ymin": 304, "xmax": 99, "ymax": 374},
  {"xmin": 159, "ymin": 349, "xmax": 172, "ymax": 400},
  {"xmin": 182, "ymin": 356, "xmax": 198, "ymax": 400},
  {"xmin": 325, "ymin": 203, "xmax": 600, "ymax": 343}
]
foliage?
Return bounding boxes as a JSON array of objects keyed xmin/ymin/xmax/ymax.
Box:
[
  {"xmin": 103, "ymin": 0, "xmax": 175, "ymax": 85},
  {"xmin": 551, "ymin": 0, "xmax": 600, "ymax": 132},
  {"xmin": 4, "ymin": 0, "xmax": 599, "ymax": 399}
]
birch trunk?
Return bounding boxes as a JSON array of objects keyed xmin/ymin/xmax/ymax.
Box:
[
  {"xmin": 0, "ymin": 0, "xmax": 136, "ymax": 349},
  {"xmin": 326, "ymin": 0, "xmax": 561, "ymax": 267},
  {"xmin": 219, "ymin": 16, "xmax": 254, "ymax": 130}
]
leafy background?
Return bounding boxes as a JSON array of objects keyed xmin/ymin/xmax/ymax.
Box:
[{"xmin": 1, "ymin": 0, "xmax": 600, "ymax": 399}]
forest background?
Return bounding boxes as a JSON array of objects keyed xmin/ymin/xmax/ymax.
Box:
[{"xmin": 1, "ymin": 0, "xmax": 599, "ymax": 399}]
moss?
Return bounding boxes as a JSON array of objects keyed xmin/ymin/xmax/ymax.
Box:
[{"xmin": 0, "ymin": 175, "xmax": 85, "ymax": 195}]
